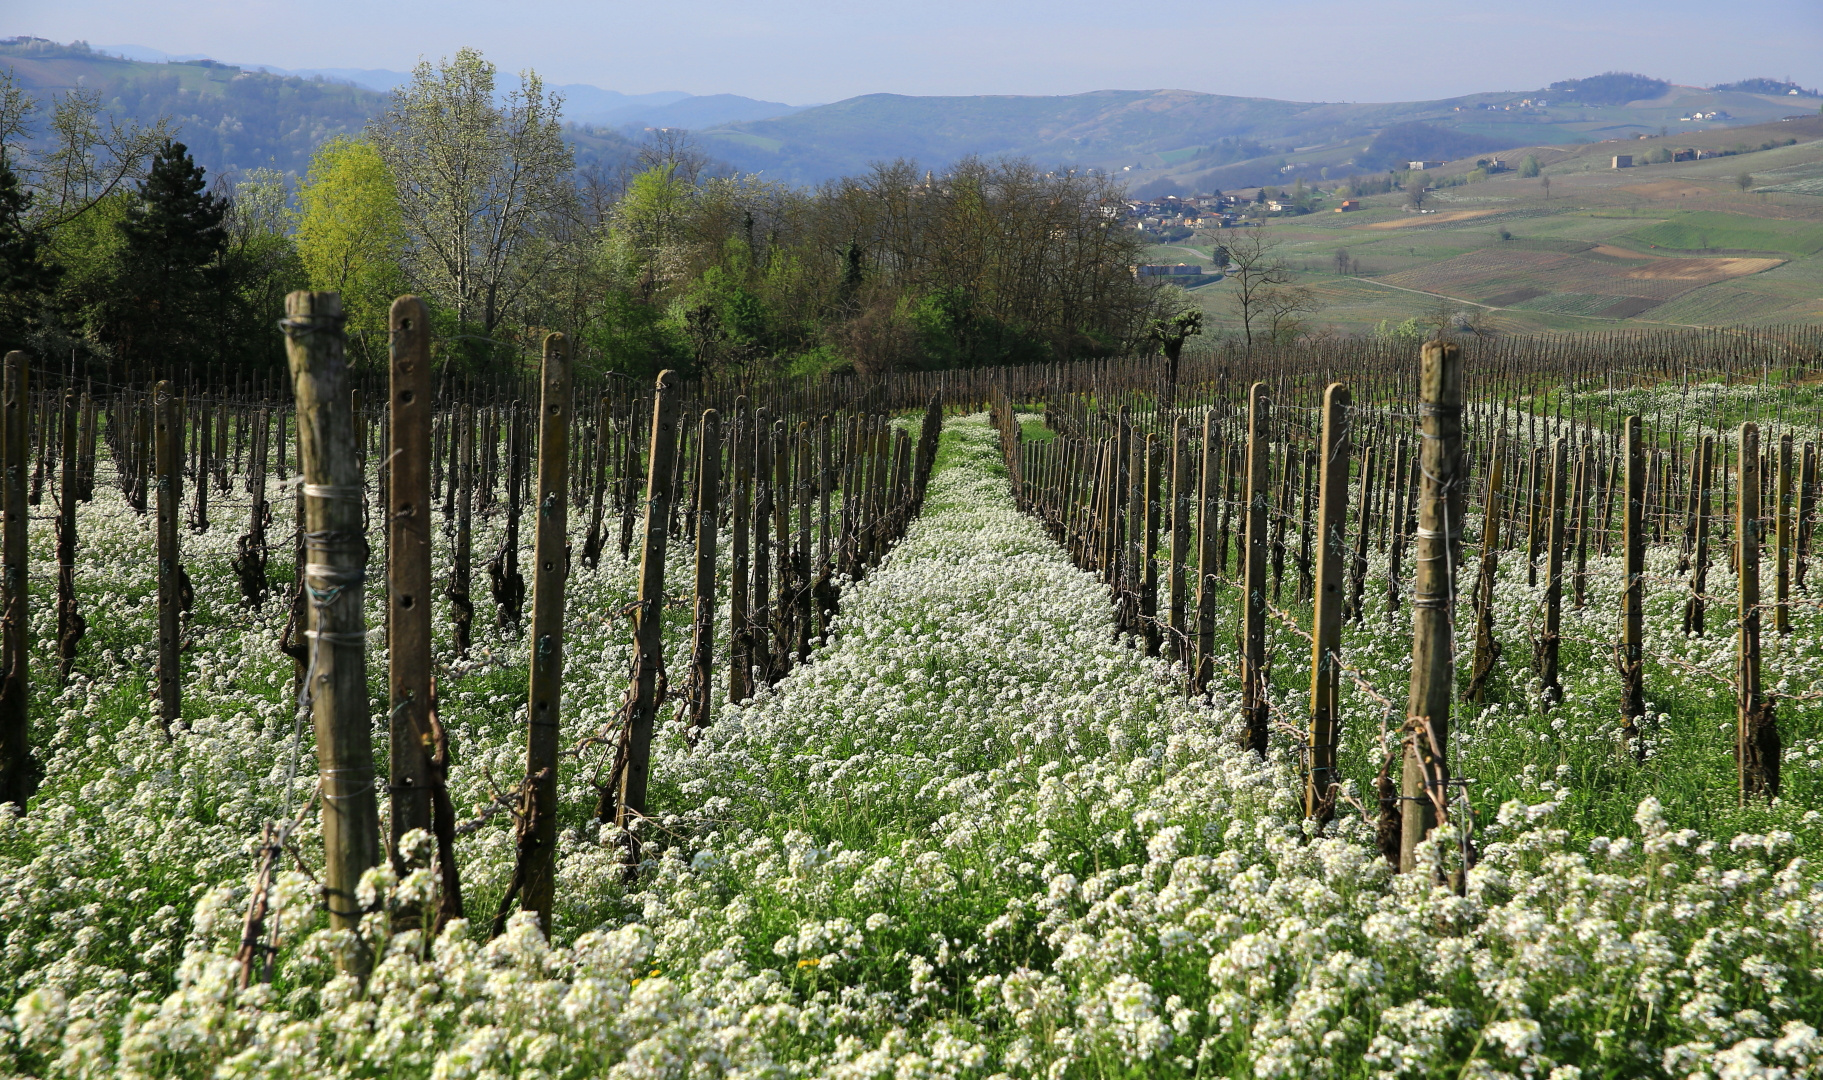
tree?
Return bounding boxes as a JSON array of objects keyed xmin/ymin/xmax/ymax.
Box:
[
  {"xmin": 1519, "ymin": 155, "xmax": 1542, "ymax": 178},
  {"xmin": 1541, "ymin": 176, "xmax": 1552, "ymax": 200},
  {"xmin": 1332, "ymin": 248, "xmax": 1354, "ymax": 275},
  {"xmin": 1146, "ymin": 306, "xmax": 1202, "ymax": 406},
  {"xmin": 91, "ymin": 140, "xmax": 228, "ymax": 372},
  {"xmin": 370, "ymin": 48, "xmax": 576, "ymax": 358},
  {"xmin": 1224, "ymin": 227, "xmax": 1296, "ymax": 359},
  {"xmin": 1737, "ymin": 172, "xmax": 1756, "ymax": 191},
  {"xmin": 295, "ymin": 137, "xmax": 409, "ymax": 368},
  {"xmin": 1404, "ymin": 174, "xmax": 1428, "ymax": 209},
  {"xmin": 0, "ymin": 159, "xmax": 61, "ymax": 352}
]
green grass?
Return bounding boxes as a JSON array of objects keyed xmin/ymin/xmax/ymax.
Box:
[{"xmin": 1623, "ymin": 211, "xmax": 1823, "ymax": 255}]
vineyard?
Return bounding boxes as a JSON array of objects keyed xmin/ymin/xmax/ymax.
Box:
[{"xmin": 1, "ymin": 302, "xmax": 1822, "ymax": 1078}]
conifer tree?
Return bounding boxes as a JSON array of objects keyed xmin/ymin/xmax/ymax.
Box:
[{"xmin": 98, "ymin": 140, "xmax": 228, "ymax": 369}]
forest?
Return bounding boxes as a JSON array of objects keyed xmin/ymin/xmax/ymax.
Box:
[{"xmin": 0, "ymin": 47, "xmax": 1167, "ymax": 391}]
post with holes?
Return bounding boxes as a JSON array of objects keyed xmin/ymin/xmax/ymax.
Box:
[
  {"xmin": 283, "ymin": 291, "xmax": 381, "ymax": 975},
  {"xmin": 1306, "ymin": 382, "xmax": 1350, "ymax": 822},
  {"xmin": 1400, "ymin": 340, "xmax": 1461, "ymax": 876},
  {"xmin": 57, "ymin": 389, "xmax": 84, "ymax": 684},
  {"xmin": 449, "ymin": 405, "xmax": 475, "ymax": 657},
  {"xmin": 1193, "ymin": 411, "xmax": 1217, "ymax": 693},
  {"xmin": 513, "ymin": 333, "xmax": 571, "ymax": 934},
  {"xmin": 1737, "ymin": 423, "xmax": 1780, "ymax": 802},
  {"xmin": 612, "ymin": 370, "xmax": 679, "ymax": 877},
  {"xmin": 387, "ymin": 297, "xmax": 434, "ymax": 871},
  {"xmin": 689, "ymin": 410, "xmax": 722, "ymax": 731},
  {"xmin": 0, "ymin": 353, "xmax": 34, "ymax": 807},
  {"xmin": 154, "ymin": 380, "xmax": 183, "ymax": 731},
  {"xmin": 1240, "ymin": 382, "xmax": 1271, "ymax": 756},
  {"xmin": 1618, "ymin": 415, "xmax": 1646, "ymax": 757}
]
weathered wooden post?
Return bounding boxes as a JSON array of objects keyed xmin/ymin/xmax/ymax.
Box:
[
  {"xmin": 1776, "ymin": 433, "xmax": 1792, "ymax": 635},
  {"xmin": 689, "ymin": 410, "xmax": 722, "ymax": 730},
  {"xmin": 1307, "ymin": 383, "xmax": 1350, "ymax": 821},
  {"xmin": 512, "ymin": 333, "xmax": 571, "ymax": 934},
  {"xmin": 612, "ymin": 370, "xmax": 679, "ymax": 876},
  {"xmin": 1738, "ymin": 423, "xmax": 1780, "ymax": 802},
  {"xmin": 154, "ymin": 380, "xmax": 183, "ymax": 731},
  {"xmin": 1241, "ymin": 382, "xmax": 1271, "ymax": 756},
  {"xmin": 1538, "ymin": 436, "xmax": 1568, "ymax": 706},
  {"xmin": 729, "ymin": 399, "xmax": 753, "ymax": 704},
  {"xmin": 1467, "ymin": 434, "xmax": 1505, "ymax": 704},
  {"xmin": 1798, "ymin": 442, "xmax": 1816, "ymax": 591},
  {"xmin": 1168, "ymin": 419, "xmax": 1190, "ymax": 669},
  {"xmin": 0, "ymin": 353, "xmax": 34, "ymax": 807},
  {"xmin": 56, "ymin": 389, "xmax": 83, "ymax": 684},
  {"xmin": 1141, "ymin": 434, "xmax": 1162, "ymax": 656},
  {"xmin": 283, "ymin": 291, "xmax": 381, "ymax": 974},
  {"xmin": 449, "ymin": 405, "xmax": 476, "ymax": 657},
  {"xmin": 1619, "ymin": 415, "xmax": 1646, "ymax": 757},
  {"xmin": 387, "ymin": 297, "xmax": 435, "ymax": 869},
  {"xmin": 1193, "ymin": 411, "xmax": 1218, "ymax": 693},
  {"xmin": 1685, "ymin": 435, "xmax": 1713, "ymax": 636},
  {"xmin": 1400, "ymin": 340, "xmax": 1461, "ymax": 876}
]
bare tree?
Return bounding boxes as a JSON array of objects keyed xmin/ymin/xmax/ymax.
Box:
[
  {"xmin": 371, "ymin": 48, "xmax": 577, "ymax": 340},
  {"xmin": 0, "ymin": 69, "xmax": 168, "ymax": 234},
  {"xmin": 1405, "ymin": 174, "xmax": 1428, "ymax": 210},
  {"xmin": 1224, "ymin": 227, "xmax": 1297, "ymax": 359}
]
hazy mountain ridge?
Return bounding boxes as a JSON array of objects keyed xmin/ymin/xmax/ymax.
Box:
[{"xmin": 5, "ymin": 37, "xmax": 1815, "ymax": 191}]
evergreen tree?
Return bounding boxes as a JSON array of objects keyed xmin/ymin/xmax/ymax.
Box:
[
  {"xmin": 0, "ymin": 159, "xmax": 62, "ymax": 354},
  {"xmin": 97, "ymin": 140, "xmax": 228, "ymax": 370}
]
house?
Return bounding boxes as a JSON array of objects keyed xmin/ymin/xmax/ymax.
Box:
[
  {"xmin": 1408, "ymin": 160, "xmax": 1446, "ymax": 171},
  {"xmin": 1613, "ymin": 155, "xmax": 1634, "ymax": 169},
  {"xmin": 1673, "ymin": 148, "xmax": 1698, "ymax": 161},
  {"xmin": 1334, "ymin": 199, "xmax": 1361, "ymax": 212}
]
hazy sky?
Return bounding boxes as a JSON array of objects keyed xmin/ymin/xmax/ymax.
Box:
[{"xmin": 13, "ymin": 0, "xmax": 1823, "ymax": 104}]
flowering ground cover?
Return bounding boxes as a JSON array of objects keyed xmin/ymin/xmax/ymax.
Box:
[{"xmin": 1, "ymin": 414, "xmax": 1821, "ymax": 1078}]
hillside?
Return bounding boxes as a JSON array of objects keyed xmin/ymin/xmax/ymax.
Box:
[
  {"xmin": 0, "ymin": 37, "xmax": 387, "ymax": 176},
  {"xmin": 698, "ymin": 81, "xmax": 1818, "ymax": 186},
  {"xmin": 1152, "ymin": 117, "xmax": 1823, "ymax": 336}
]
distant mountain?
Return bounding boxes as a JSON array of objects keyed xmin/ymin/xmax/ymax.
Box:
[{"xmin": 694, "ymin": 81, "xmax": 1813, "ymax": 187}]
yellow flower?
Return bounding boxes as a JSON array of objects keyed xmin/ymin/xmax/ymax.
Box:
[{"xmin": 797, "ymin": 957, "xmax": 821, "ymax": 969}]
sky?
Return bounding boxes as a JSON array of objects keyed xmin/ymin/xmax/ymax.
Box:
[{"xmin": 11, "ymin": 0, "xmax": 1823, "ymax": 104}]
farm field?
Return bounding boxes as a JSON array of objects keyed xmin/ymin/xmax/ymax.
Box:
[
  {"xmin": 1, "ymin": 324, "xmax": 1822, "ymax": 1077},
  {"xmin": 1160, "ymin": 119, "xmax": 1823, "ymax": 337}
]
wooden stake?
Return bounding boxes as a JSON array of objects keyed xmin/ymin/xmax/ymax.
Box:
[
  {"xmin": 1307, "ymin": 382, "xmax": 1350, "ymax": 821},
  {"xmin": 154, "ymin": 380, "xmax": 183, "ymax": 731},
  {"xmin": 387, "ymin": 297, "xmax": 435, "ymax": 869},
  {"xmin": 1737, "ymin": 422, "xmax": 1780, "ymax": 802},
  {"xmin": 0, "ymin": 353, "xmax": 34, "ymax": 806},
  {"xmin": 283, "ymin": 291, "xmax": 381, "ymax": 974},
  {"xmin": 612, "ymin": 370, "xmax": 679, "ymax": 877},
  {"xmin": 1240, "ymin": 382, "xmax": 1271, "ymax": 756},
  {"xmin": 1619, "ymin": 415, "xmax": 1646, "ymax": 756},
  {"xmin": 1400, "ymin": 340, "xmax": 1461, "ymax": 876}
]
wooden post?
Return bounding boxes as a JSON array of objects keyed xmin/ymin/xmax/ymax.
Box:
[
  {"xmin": 1539, "ymin": 436, "xmax": 1568, "ymax": 706},
  {"xmin": 1168, "ymin": 419, "xmax": 1189, "ymax": 669},
  {"xmin": 1240, "ymin": 382, "xmax": 1271, "ymax": 756},
  {"xmin": 689, "ymin": 410, "xmax": 721, "ymax": 730},
  {"xmin": 1141, "ymin": 434, "xmax": 1162, "ymax": 656},
  {"xmin": 154, "ymin": 380, "xmax": 183, "ymax": 731},
  {"xmin": 449, "ymin": 405, "xmax": 475, "ymax": 658},
  {"xmin": 56, "ymin": 388, "xmax": 83, "ymax": 683},
  {"xmin": 612, "ymin": 370, "xmax": 679, "ymax": 876},
  {"xmin": 1797, "ymin": 442, "xmax": 1816, "ymax": 592},
  {"xmin": 1776, "ymin": 434, "xmax": 1792, "ymax": 635},
  {"xmin": 1307, "ymin": 383, "xmax": 1350, "ymax": 821},
  {"xmin": 1384, "ymin": 437, "xmax": 1410, "ymax": 617},
  {"xmin": 512, "ymin": 333, "xmax": 571, "ymax": 934},
  {"xmin": 1346, "ymin": 445, "xmax": 1375, "ymax": 623},
  {"xmin": 1619, "ymin": 415, "xmax": 1646, "ymax": 757},
  {"xmin": 1685, "ymin": 435, "xmax": 1713, "ymax": 636},
  {"xmin": 283, "ymin": 291, "xmax": 382, "ymax": 973},
  {"xmin": 0, "ymin": 353, "xmax": 34, "ymax": 806},
  {"xmin": 729, "ymin": 399, "xmax": 752, "ymax": 704},
  {"xmin": 1400, "ymin": 340, "xmax": 1461, "ymax": 876},
  {"xmin": 1467, "ymin": 434, "xmax": 1505, "ymax": 703},
  {"xmin": 1193, "ymin": 411, "xmax": 1218, "ymax": 694},
  {"xmin": 387, "ymin": 297, "xmax": 435, "ymax": 868},
  {"xmin": 1737, "ymin": 423, "xmax": 1780, "ymax": 802}
]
